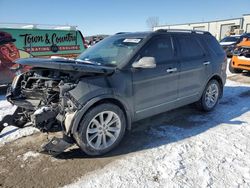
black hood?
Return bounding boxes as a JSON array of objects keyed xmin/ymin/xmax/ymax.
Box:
[{"xmin": 15, "ymin": 58, "xmax": 115, "ymax": 74}]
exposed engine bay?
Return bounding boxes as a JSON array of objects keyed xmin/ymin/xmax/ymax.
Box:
[
  {"xmin": 234, "ymin": 46, "xmax": 250, "ymax": 58},
  {"xmin": 0, "ymin": 57, "xmax": 115, "ymax": 155},
  {"xmin": 5, "ymin": 68, "xmax": 83, "ymax": 132}
]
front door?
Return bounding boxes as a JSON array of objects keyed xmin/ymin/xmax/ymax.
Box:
[{"xmin": 132, "ymin": 35, "xmax": 179, "ymax": 120}]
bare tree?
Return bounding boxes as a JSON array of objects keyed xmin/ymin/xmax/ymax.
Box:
[{"xmin": 146, "ymin": 17, "xmax": 159, "ymax": 30}]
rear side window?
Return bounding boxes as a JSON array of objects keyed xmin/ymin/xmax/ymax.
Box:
[
  {"xmin": 140, "ymin": 35, "xmax": 174, "ymax": 64},
  {"xmin": 202, "ymin": 35, "xmax": 224, "ymax": 56},
  {"xmin": 177, "ymin": 35, "xmax": 204, "ymax": 58}
]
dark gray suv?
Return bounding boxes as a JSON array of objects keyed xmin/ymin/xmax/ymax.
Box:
[{"xmin": 3, "ymin": 30, "xmax": 227, "ymax": 156}]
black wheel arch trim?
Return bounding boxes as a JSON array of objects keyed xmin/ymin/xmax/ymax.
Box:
[
  {"xmin": 202, "ymin": 73, "xmax": 225, "ymax": 99},
  {"xmin": 70, "ymin": 95, "xmax": 133, "ymax": 136}
]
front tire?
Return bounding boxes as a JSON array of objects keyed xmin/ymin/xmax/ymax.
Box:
[
  {"xmin": 197, "ymin": 79, "xmax": 220, "ymax": 112},
  {"xmin": 74, "ymin": 103, "xmax": 126, "ymax": 156}
]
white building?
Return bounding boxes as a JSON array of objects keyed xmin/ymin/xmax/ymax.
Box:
[{"xmin": 154, "ymin": 14, "xmax": 250, "ymax": 40}]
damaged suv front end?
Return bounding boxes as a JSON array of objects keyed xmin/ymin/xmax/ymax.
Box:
[
  {"xmin": 2, "ymin": 32, "xmax": 145, "ymax": 155},
  {"xmin": 5, "ymin": 57, "xmax": 116, "ymax": 154}
]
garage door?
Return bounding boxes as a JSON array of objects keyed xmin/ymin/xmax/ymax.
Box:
[
  {"xmin": 246, "ymin": 24, "xmax": 250, "ymax": 32},
  {"xmin": 220, "ymin": 24, "xmax": 234, "ymax": 40}
]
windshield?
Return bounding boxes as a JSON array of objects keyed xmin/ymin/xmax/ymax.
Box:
[
  {"xmin": 220, "ymin": 36, "xmax": 240, "ymax": 43},
  {"xmin": 77, "ymin": 35, "xmax": 144, "ymax": 66}
]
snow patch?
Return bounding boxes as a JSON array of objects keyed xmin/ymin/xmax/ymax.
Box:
[
  {"xmin": 0, "ymin": 96, "xmax": 39, "ymax": 146},
  {"xmin": 22, "ymin": 151, "xmax": 40, "ymax": 161},
  {"xmin": 0, "ymin": 100, "xmax": 16, "ymax": 122},
  {"xmin": 65, "ymin": 80, "xmax": 250, "ymax": 188},
  {"xmin": 0, "ymin": 126, "xmax": 39, "ymax": 146}
]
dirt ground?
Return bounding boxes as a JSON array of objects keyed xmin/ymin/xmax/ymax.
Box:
[{"xmin": 0, "ymin": 72, "xmax": 249, "ymax": 188}]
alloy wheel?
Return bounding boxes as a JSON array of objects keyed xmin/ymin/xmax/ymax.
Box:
[
  {"xmin": 205, "ymin": 83, "xmax": 219, "ymax": 109},
  {"xmin": 86, "ymin": 111, "xmax": 121, "ymax": 150}
]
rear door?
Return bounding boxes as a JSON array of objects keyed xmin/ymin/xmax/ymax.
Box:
[
  {"xmin": 175, "ymin": 34, "xmax": 209, "ymax": 99},
  {"xmin": 132, "ymin": 34, "xmax": 180, "ymax": 119}
]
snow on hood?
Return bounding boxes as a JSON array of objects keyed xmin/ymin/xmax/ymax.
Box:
[{"xmin": 220, "ymin": 41, "xmax": 236, "ymax": 46}]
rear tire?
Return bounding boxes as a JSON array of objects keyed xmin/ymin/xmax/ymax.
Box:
[
  {"xmin": 74, "ymin": 103, "xmax": 126, "ymax": 156},
  {"xmin": 196, "ymin": 79, "xmax": 220, "ymax": 112},
  {"xmin": 229, "ymin": 60, "xmax": 242, "ymax": 73}
]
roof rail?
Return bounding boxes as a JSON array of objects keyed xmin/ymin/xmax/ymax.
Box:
[
  {"xmin": 155, "ymin": 29, "xmax": 211, "ymax": 35},
  {"xmin": 0, "ymin": 23, "xmax": 77, "ymax": 30},
  {"xmin": 115, "ymin": 32, "xmax": 131, "ymax": 35}
]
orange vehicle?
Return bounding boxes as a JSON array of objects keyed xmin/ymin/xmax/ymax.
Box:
[{"xmin": 229, "ymin": 37, "xmax": 250, "ymax": 73}]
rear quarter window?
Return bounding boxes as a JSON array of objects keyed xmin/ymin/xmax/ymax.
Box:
[
  {"xmin": 202, "ymin": 35, "xmax": 224, "ymax": 56},
  {"xmin": 177, "ymin": 35, "xmax": 205, "ymax": 58}
]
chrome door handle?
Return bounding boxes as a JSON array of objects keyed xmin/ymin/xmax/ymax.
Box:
[
  {"xmin": 166, "ymin": 68, "xmax": 177, "ymax": 73},
  {"xmin": 203, "ymin": 61, "xmax": 210, "ymax": 65}
]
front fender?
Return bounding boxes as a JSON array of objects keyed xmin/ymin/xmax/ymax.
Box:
[{"xmin": 69, "ymin": 94, "xmax": 133, "ymax": 136}]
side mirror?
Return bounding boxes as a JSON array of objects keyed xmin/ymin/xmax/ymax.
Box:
[{"xmin": 132, "ymin": 57, "xmax": 156, "ymax": 69}]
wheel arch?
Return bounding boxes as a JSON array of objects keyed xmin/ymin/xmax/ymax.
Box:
[
  {"xmin": 70, "ymin": 95, "xmax": 132, "ymax": 136},
  {"xmin": 207, "ymin": 74, "xmax": 224, "ymax": 98}
]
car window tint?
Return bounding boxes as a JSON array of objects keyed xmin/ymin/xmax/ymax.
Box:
[
  {"xmin": 203, "ymin": 35, "xmax": 224, "ymax": 55},
  {"xmin": 178, "ymin": 35, "xmax": 204, "ymax": 58},
  {"xmin": 141, "ymin": 36, "xmax": 174, "ymax": 64}
]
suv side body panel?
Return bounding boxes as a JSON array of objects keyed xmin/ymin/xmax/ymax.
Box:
[
  {"xmin": 69, "ymin": 32, "xmax": 226, "ymax": 126},
  {"xmin": 174, "ymin": 34, "xmax": 210, "ymax": 101},
  {"xmin": 131, "ymin": 34, "xmax": 180, "ymax": 120}
]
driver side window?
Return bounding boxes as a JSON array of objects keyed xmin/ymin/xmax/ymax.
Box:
[{"xmin": 140, "ymin": 36, "xmax": 174, "ymax": 64}]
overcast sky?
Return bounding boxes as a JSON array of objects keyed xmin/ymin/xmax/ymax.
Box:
[{"xmin": 0, "ymin": 0, "xmax": 249, "ymax": 36}]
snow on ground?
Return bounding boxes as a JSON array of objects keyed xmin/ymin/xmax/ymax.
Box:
[
  {"xmin": 0, "ymin": 96, "xmax": 39, "ymax": 146},
  {"xmin": 0, "ymin": 126, "xmax": 39, "ymax": 146},
  {"xmin": 1, "ymin": 76, "xmax": 250, "ymax": 188},
  {"xmin": 21, "ymin": 151, "xmax": 41, "ymax": 161},
  {"xmin": 65, "ymin": 79, "xmax": 250, "ymax": 188},
  {"xmin": 0, "ymin": 99, "xmax": 16, "ymax": 122}
]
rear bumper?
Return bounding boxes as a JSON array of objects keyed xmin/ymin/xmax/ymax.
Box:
[{"xmin": 231, "ymin": 56, "xmax": 250, "ymax": 71}]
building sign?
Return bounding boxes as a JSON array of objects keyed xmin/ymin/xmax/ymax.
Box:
[{"xmin": 0, "ymin": 28, "xmax": 86, "ymax": 84}]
